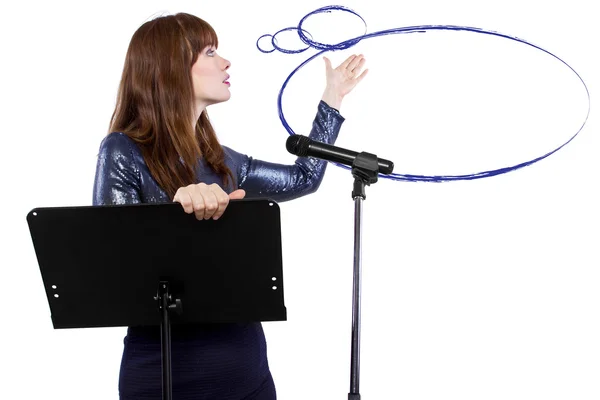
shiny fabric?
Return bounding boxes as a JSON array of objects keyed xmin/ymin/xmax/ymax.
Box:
[
  {"xmin": 92, "ymin": 100, "xmax": 344, "ymax": 400},
  {"xmin": 93, "ymin": 100, "xmax": 345, "ymax": 206}
]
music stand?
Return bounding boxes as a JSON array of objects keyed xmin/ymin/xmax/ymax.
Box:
[{"xmin": 26, "ymin": 199, "xmax": 286, "ymax": 400}]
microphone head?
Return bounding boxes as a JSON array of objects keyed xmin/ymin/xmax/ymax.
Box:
[{"xmin": 285, "ymin": 134, "xmax": 311, "ymax": 157}]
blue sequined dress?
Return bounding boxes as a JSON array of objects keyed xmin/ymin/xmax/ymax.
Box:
[{"xmin": 92, "ymin": 101, "xmax": 344, "ymax": 400}]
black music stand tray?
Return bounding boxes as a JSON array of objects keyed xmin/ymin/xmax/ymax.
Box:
[{"xmin": 26, "ymin": 199, "xmax": 286, "ymax": 400}]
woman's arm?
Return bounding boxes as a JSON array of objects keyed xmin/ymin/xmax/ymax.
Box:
[
  {"xmin": 235, "ymin": 100, "xmax": 345, "ymax": 202},
  {"xmin": 234, "ymin": 54, "xmax": 368, "ymax": 202}
]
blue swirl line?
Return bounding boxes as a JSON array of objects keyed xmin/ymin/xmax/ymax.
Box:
[
  {"xmin": 296, "ymin": 5, "xmax": 367, "ymax": 50},
  {"xmin": 277, "ymin": 27, "xmax": 315, "ymax": 54},
  {"xmin": 258, "ymin": 7, "xmax": 591, "ymax": 182},
  {"xmin": 256, "ymin": 34, "xmax": 276, "ymax": 53}
]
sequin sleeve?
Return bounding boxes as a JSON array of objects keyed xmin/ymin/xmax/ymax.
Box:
[
  {"xmin": 232, "ymin": 100, "xmax": 345, "ymax": 202},
  {"xmin": 92, "ymin": 133, "xmax": 143, "ymax": 206}
]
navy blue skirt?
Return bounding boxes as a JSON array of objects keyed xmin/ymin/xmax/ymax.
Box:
[{"xmin": 118, "ymin": 322, "xmax": 276, "ymax": 400}]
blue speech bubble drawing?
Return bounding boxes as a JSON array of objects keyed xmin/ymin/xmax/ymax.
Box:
[{"xmin": 257, "ymin": 5, "xmax": 591, "ymax": 182}]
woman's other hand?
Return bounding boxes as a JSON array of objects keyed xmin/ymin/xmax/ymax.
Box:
[
  {"xmin": 321, "ymin": 54, "xmax": 368, "ymax": 110},
  {"xmin": 173, "ymin": 183, "xmax": 246, "ymax": 220}
]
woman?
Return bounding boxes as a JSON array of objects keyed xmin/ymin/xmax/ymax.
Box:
[{"xmin": 93, "ymin": 12, "xmax": 367, "ymax": 400}]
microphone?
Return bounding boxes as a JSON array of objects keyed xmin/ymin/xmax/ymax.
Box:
[{"xmin": 286, "ymin": 134, "xmax": 394, "ymax": 175}]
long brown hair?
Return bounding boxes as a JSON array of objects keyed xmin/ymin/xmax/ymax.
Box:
[{"xmin": 109, "ymin": 13, "xmax": 234, "ymax": 199}]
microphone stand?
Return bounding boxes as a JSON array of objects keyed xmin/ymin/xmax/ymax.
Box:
[{"xmin": 348, "ymin": 152, "xmax": 381, "ymax": 400}]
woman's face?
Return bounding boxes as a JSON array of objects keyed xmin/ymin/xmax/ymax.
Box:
[{"xmin": 191, "ymin": 46, "xmax": 231, "ymax": 108}]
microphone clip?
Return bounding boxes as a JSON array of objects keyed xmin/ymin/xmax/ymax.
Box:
[{"xmin": 351, "ymin": 152, "xmax": 379, "ymax": 199}]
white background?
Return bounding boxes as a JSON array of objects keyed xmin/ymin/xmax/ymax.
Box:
[{"xmin": 1, "ymin": 0, "xmax": 598, "ymax": 399}]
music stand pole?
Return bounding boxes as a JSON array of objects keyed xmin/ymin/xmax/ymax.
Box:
[
  {"xmin": 155, "ymin": 281, "xmax": 183, "ymax": 400},
  {"xmin": 348, "ymin": 153, "xmax": 380, "ymax": 400}
]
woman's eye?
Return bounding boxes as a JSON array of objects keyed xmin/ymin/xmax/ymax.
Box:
[{"xmin": 207, "ymin": 49, "xmax": 216, "ymax": 56}]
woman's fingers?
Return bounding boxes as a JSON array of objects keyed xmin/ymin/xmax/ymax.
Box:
[
  {"xmin": 211, "ymin": 184, "xmax": 231, "ymax": 220},
  {"xmin": 352, "ymin": 57, "xmax": 366, "ymax": 74},
  {"xmin": 355, "ymin": 68, "xmax": 369, "ymax": 83},
  {"xmin": 173, "ymin": 187, "xmax": 194, "ymax": 214},
  {"xmin": 197, "ymin": 183, "xmax": 223, "ymax": 220},
  {"xmin": 323, "ymin": 56, "xmax": 333, "ymax": 71},
  {"xmin": 174, "ymin": 183, "xmax": 245, "ymax": 220},
  {"xmin": 340, "ymin": 54, "xmax": 357, "ymax": 69},
  {"xmin": 193, "ymin": 187, "xmax": 210, "ymax": 220},
  {"xmin": 345, "ymin": 55, "xmax": 366, "ymax": 77},
  {"xmin": 229, "ymin": 189, "xmax": 246, "ymax": 200}
]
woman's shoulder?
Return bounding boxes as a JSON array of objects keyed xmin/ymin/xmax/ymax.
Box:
[
  {"xmin": 98, "ymin": 132, "xmax": 139, "ymax": 156},
  {"xmin": 97, "ymin": 132, "xmax": 148, "ymax": 169},
  {"xmin": 221, "ymin": 145, "xmax": 249, "ymax": 167},
  {"xmin": 96, "ymin": 132, "xmax": 148, "ymax": 179}
]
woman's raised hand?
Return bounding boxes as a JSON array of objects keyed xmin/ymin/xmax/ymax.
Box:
[
  {"xmin": 173, "ymin": 183, "xmax": 246, "ymax": 220},
  {"xmin": 321, "ymin": 54, "xmax": 368, "ymax": 110}
]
